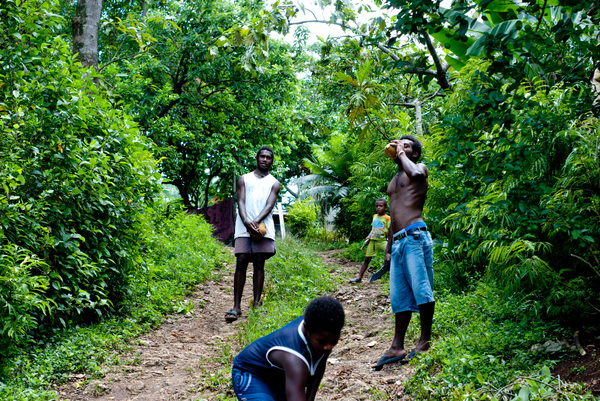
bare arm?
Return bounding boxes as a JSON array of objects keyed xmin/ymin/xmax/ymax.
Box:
[
  {"xmin": 269, "ymin": 350, "xmax": 310, "ymax": 401},
  {"xmin": 237, "ymin": 175, "xmax": 249, "ymax": 225},
  {"xmin": 306, "ymin": 354, "xmax": 327, "ymax": 401},
  {"xmin": 385, "ymin": 224, "xmax": 392, "ymax": 264},
  {"xmin": 396, "ymin": 149, "xmax": 428, "ymax": 180}
]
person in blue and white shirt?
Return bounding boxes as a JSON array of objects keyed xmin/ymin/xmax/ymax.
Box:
[{"xmin": 232, "ymin": 297, "xmax": 345, "ymax": 401}]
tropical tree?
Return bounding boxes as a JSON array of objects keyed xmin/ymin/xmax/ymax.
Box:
[
  {"xmin": 101, "ymin": 0, "xmax": 310, "ymax": 208},
  {"xmin": 382, "ymin": 0, "xmax": 600, "ymax": 319}
]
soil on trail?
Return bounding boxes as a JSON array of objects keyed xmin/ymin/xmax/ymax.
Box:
[
  {"xmin": 552, "ymin": 328, "xmax": 600, "ymax": 397},
  {"xmin": 59, "ymin": 249, "xmax": 415, "ymax": 401}
]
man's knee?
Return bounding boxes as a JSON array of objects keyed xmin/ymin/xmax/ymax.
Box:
[{"xmin": 236, "ymin": 254, "xmax": 252, "ymax": 267}]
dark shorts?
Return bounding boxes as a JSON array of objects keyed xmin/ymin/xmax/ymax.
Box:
[{"xmin": 234, "ymin": 237, "xmax": 276, "ymax": 259}]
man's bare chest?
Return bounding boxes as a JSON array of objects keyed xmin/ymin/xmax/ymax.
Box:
[{"xmin": 388, "ymin": 172, "xmax": 410, "ymax": 192}]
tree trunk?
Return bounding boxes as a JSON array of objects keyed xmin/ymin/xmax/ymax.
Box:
[
  {"xmin": 414, "ymin": 100, "xmax": 423, "ymax": 136},
  {"xmin": 72, "ymin": 0, "xmax": 103, "ymax": 69},
  {"xmin": 141, "ymin": 0, "xmax": 147, "ymax": 17}
]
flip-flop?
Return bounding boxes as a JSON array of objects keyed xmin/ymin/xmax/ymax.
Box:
[
  {"xmin": 372, "ymin": 353, "xmax": 409, "ymax": 371},
  {"xmin": 224, "ymin": 309, "xmax": 241, "ymax": 322},
  {"xmin": 349, "ymin": 278, "xmax": 362, "ymax": 283}
]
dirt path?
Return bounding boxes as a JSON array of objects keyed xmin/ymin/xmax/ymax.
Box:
[{"xmin": 59, "ymin": 249, "xmax": 414, "ymax": 401}]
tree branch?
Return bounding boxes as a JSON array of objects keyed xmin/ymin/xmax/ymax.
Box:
[
  {"xmin": 98, "ymin": 50, "xmax": 150, "ymax": 73},
  {"xmin": 289, "ymin": 19, "xmax": 351, "ymax": 30},
  {"xmin": 420, "ymin": 28, "xmax": 451, "ymax": 90},
  {"xmin": 365, "ymin": 110, "xmax": 390, "ymax": 141},
  {"xmin": 375, "ymin": 43, "xmax": 438, "ymax": 76},
  {"xmin": 536, "ymin": 0, "xmax": 548, "ymax": 32}
]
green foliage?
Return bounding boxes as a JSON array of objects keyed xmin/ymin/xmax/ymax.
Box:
[
  {"xmin": 304, "ymin": 227, "xmax": 348, "ymax": 250},
  {"xmin": 465, "ymin": 366, "xmax": 594, "ymax": 400},
  {"xmin": 424, "ymin": 57, "xmax": 600, "ymax": 319},
  {"xmin": 104, "ymin": 0, "xmax": 308, "ymax": 208},
  {"xmin": 0, "ymin": 205, "xmax": 231, "ymax": 399},
  {"xmin": 285, "ymin": 198, "xmax": 320, "ymax": 238},
  {"xmin": 405, "ymin": 284, "xmax": 586, "ymax": 400},
  {"xmin": 285, "ymin": 198, "xmax": 346, "ymax": 247},
  {"xmin": 129, "ymin": 207, "xmax": 232, "ymax": 319},
  {"xmin": 339, "ymin": 240, "xmax": 386, "ymax": 271},
  {"xmin": 0, "ymin": 0, "xmax": 160, "ymax": 333},
  {"xmin": 0, "ymin": 246, "xmax": 52, "ymax": 359},
  {"xmin": 238, "ymin": 236, "xmax": 335, "ymax": 345}
]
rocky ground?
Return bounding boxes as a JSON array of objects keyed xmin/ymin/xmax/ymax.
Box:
[{"xmin": 57, "ymin": 248, "xmax": 599, "ymax": 400}]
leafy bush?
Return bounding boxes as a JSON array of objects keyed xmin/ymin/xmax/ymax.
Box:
[
  {"xmin": 128, "ymin": 207, "xmax": 232, "ymax": 318},
  {"xmin": 405, "ymin": 283, "xmax": 588, "ymax": 400},
  {"xmin": 298, "ymin": 225, "xmax": 346, "ymax": 250},
  {"xmin": 0, "ymin": 246, "xmax": 52, "ymax": 359},
  {"xmin": 286, "ymin": 198, "xmax": 320, "ymax": 238},
  {"xmin": 0, "ymin": 0, "xmax": 160, "ymax": 333},
  {"xmin": 426, "ymin": 60, "xmax": 600, "ymax": 320},
  {"xmin": 0, "ymin": 205, "xmax": 231, "ymax": 399}
]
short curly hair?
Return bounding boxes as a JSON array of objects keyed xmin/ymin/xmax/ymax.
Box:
[
  {"xmin": 399, "ymin": 135, "xmax": 422, "ymax": 161},
  {"xmin": 304, "ymin": 296, "xmax": 345, "ymax": 334},
  {"xmin": 375, "ymin": 198, "xmax": 388, "ymax": 207},
  {"xmin": 256, "ymin": 145, "xmax": 274, "ymax": 158}
]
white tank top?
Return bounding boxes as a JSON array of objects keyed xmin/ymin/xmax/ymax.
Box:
[{"xmin": 234, "ymin": 172, "xmax": 278, "ymax": 240}]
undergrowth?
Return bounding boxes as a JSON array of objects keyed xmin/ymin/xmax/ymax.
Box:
[
  {"xmin": 406, "ymin": 283, "xmax": 595, "ymax": 400},
  {"xmin": 0, "ymin": 208, "xmax": 231, "ymax": 400},
  {"xmin": 1, "ymin": 230, "xmax": 594, "ymax": 400},
  {"xmin": 339, "ymin": 240, "xmax": 386, "ymax": 269}
]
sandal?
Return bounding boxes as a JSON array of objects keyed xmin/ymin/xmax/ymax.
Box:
[{"xmin": 225, "ymin": 309, "xmax": 241, "ymax": 322}]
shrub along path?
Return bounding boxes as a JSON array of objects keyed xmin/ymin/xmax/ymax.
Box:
[{"xmin": 58, "ymin": 249, "xmax": 417, "ymax": 400}]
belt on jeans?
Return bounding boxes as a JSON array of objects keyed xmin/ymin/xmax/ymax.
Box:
[{"xmin": 394, "ymin": 227, "xmax": 427, "ymax": 241}]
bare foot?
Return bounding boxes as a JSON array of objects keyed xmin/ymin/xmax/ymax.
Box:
[{"xmin": 414, "ymin": 340, "xmax": 430, "ymax": 353}]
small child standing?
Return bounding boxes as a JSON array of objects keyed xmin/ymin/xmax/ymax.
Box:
[{"xmin": 350, "ymin": 198, "xmax": 391, "ymax": 283}]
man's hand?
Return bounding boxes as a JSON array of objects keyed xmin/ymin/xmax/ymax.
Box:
[
  {"xmin": 396, "ymin": 146, "xmax": 405, "ymax": 158},
  {"xmin": 245, "ymin": 220, "xmax": 263, "ymax": 238}
]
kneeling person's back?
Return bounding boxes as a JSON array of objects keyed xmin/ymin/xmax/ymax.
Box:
[{"xmin": 232, "ymin": 296, "xmax": 345, "ymax": 401}]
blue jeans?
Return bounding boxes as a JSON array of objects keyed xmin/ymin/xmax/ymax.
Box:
[
  {"xmin": 390, "ymin": 229, "xmax": 434, "ymax": 313},
  {"xmin": 232, "ymin": 367, "xmax": 284, "ymax": 401}
]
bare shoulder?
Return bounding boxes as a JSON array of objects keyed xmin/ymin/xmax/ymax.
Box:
[
  {"xmin": 417, "ymin": 163, "xmax": 429, "ymax": 178},
  {"xmin": 272, "ymin": 179, "xmax": 281, "ymax": 192}
]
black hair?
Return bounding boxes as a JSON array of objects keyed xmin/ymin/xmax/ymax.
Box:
[
  {"xmin": 400, "ymin": 135, "xmax": 422, "ymax": 161},
  {"xmin": 256, "ymin": 145, "xmax": 274, "ymax": 159},
  {"xmin": 375, "ymin": 198, "xmax": 388, "ymax": 207},
  {"xmin": 304, "ymin": 296, "xmax": 345, "ymax": 334}
]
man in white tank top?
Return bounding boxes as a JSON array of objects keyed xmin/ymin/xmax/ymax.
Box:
[{"xmin": 225, "ymin": 146, "xmax": 281, "ymax": 322}]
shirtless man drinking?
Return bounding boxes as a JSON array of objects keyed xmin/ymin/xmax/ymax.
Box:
[{"xmin": 373, "ymin": 135, "xmax": 434, "ymax": 370}]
